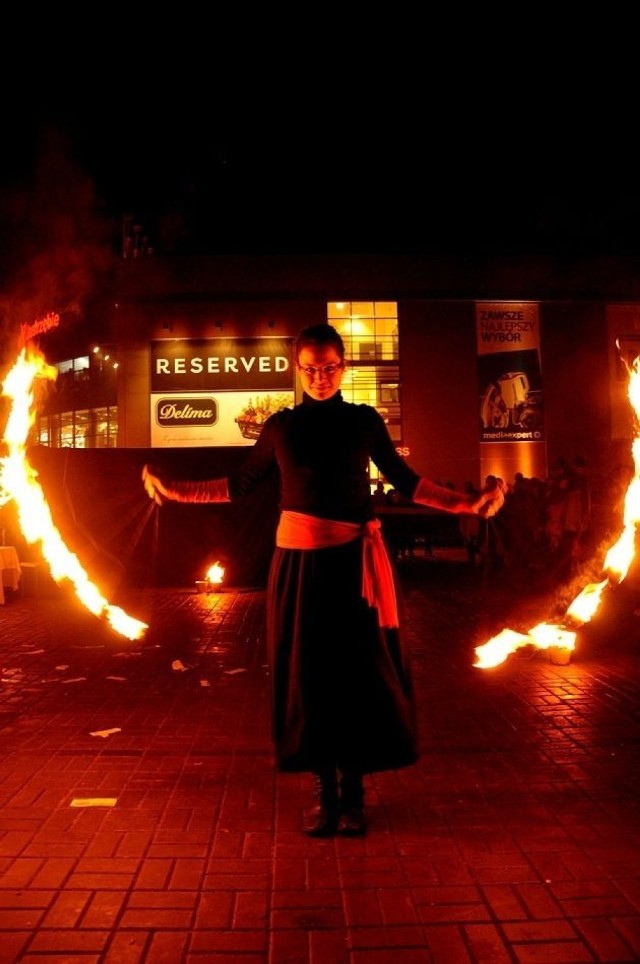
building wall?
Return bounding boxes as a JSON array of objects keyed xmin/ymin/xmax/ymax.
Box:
[
  {"xmin": 540, "ymin": 302, "xmax": 611, "ymax": 473},
  {"xmin": 101, "ymin": 253, "xmax": 640, "ymax": 491},
  {"xmin": 14, "ymin": 253, "xmax": 640, "ymax": 590},
  {"xmin": 400, "ymin": 300, "xmax": 479, "ymax": 487},
  {"xmin": 111, "ymin": 293, "xmax": 627, "ymax": 489},
  {"xmin": 117, "ymin": 347, "xmax": 151, "ymax": 447}
]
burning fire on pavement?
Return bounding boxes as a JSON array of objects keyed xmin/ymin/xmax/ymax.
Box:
[
  {"xmin": 196, "ymin": 561, "xmax": 225, "ymax": 592},
  {"xmin": 475, "ymin": 351, "xmax": 640, "ymax": 669},
  {"xmin": 0, "ymin": 340, "xmax": 147, "ymax": 641}
]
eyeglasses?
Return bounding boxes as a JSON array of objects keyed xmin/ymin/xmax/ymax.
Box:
[{"xmin": 297, "ymin": 362, "xmax": 344, "ymax": 378}]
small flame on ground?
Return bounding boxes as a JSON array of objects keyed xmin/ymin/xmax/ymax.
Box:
[
  {"xmin": 205, "ymin": 561, "xmax": 225, "ymax": 584},
  {"xmin": 0, "ymin": 347, "xmax": 147, "ymax": 640},
  {"xmin": 475, "ymin": 353, "xmax": 640, "ymax": 669}
]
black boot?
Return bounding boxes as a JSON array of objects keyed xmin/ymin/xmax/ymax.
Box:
[
  {"xmin": 338, "ymin": 769, "xmax": 368, "ymax": 836},
  {"xmin": 303, "ymin": 768, "xmax": 339, "ymax": 837}
]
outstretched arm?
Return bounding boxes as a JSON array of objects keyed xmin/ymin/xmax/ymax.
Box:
[
  {"xmin": 369, "ymin": 407, "xmax": 504, "ymax": 519},
  {"xmin": 142, "ymin": 465, "xmax": 230, "ymax": 505},
  {"xmin": 413, "ymin": 477, "xmax": 505, "ymax": 517}
]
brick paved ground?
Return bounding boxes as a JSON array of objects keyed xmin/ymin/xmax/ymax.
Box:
[{"xmin": 1, "ymin": 554, "xmax": 640, "ymax": 962}]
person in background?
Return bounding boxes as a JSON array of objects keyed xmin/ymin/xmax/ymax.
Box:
[
  {"xmin": 544, "ymin": 458, "xmax": 572, "ymax": 556},
  {"xmin": 383, "ymin": 487, "xmax": 418, "ymax": 560},
  {"xmin": 372, "ymin": 479, "xmax": 387, "ymax": 508},
  {"xmin": 556, "ymin": 455, "xmax": 592, "ymax": 578},
  {"xmin": 478, "ymin": 474, "xmax": 507, "ymax": 576},
  {"xmin": 142, "ymin": 323, "xmax": 504, "ymax": 837}
]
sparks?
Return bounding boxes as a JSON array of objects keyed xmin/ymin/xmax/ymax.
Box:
[{"xmin": 0, "ymin": 347, "xmax": 147, "ymax": 640}]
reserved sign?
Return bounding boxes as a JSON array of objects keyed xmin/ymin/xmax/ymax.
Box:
[{"xmin": 151, "ymin": 337, "xmax": 293, "ymax": 392}]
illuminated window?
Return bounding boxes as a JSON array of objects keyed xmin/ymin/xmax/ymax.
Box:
[
  {"xmin": 380, "ymin": 383, "xmax": 399, "ymax": 404},
  {"xmin": 35, "ymin": 351, "xmax": 119, "ymax": 447},
  {"xmin": 327, "ymin": 301, "xmax": 402, "ymax": 481},
  {"xmin": 328, "ymin": 301, "xmax": 399, "ymax": 363},
  {"xmin": 94, "ymin": 407, "xmax": 118, "ymax": 448},
  {"xmin": 54, "ymin": 356, "xmax": 89, "ymax": 377},
  {"xmin": 35, "ymin": 406, "xmax": 118, "ymax": 448}
]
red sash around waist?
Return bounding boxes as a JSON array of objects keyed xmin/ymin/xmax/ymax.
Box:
[{"xmin": 276, "ymin": 510, "xmax": 399, "ymax": 628}]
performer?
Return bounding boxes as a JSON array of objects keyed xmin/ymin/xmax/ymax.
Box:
[{"xmin": 143, "ymin": 323, "xmax": 504, "ymax": 837}]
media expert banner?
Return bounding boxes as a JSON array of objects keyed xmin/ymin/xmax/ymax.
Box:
[
  {"xmin": 150, "ymin": 337, "xmax": 295, "ymax": 447},
  {"xmin": 476, "ymin": 303, "xmax": 545, "ymax": 443}
]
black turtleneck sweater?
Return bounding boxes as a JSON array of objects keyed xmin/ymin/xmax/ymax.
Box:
[{"xmin": 228, "ymin": 392, "xmax": 420, "ymax": 524}]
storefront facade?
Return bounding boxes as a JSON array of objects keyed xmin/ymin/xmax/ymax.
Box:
[
  {"xmin": 102, "ymin": 253, "xmax": 640, "ymax": 486},
  {"xmin": 33, "ymin": 250, "xmax": 640, "ymax": 489},
  {"xmin": 17, "ymin": 251, "xmax": 640, "ymax": 587}
]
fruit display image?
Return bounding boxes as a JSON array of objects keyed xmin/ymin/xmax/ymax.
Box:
[{"xmin": 235, "ymin": 393, "xmax": 294, "ymax": 439}]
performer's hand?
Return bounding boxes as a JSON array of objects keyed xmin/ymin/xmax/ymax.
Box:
[
  {"xmin": 473, "ymin": 477, "xmax": 506, "ymax": 518},
  {"xmin": 142, "ymin": 464, "xmax": 168, "ymax": 505}
]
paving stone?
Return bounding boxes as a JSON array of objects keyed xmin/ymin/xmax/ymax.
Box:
[{"xmin": 1, "ymin": 558, "xmax": 640, "ymax": 961}]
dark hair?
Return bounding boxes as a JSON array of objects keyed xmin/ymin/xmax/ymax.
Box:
[{"xmin": 295, "ymin": 323, "xmax": 345, "ymax": 363}]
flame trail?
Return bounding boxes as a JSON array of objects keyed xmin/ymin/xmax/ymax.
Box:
[
  {"xmin": 0, "ymin": 347, "xmax": 147, "ymax": 640},
  {"xmin": 475, "ymin": 353, "xmax": 640, "ymax": 668}
]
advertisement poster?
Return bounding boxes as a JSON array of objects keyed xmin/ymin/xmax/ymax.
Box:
[
  {"xmin": 150, "ymin": 337, "xmax": 294, "ymax": 447},
  {"xmin": 476, "ymin": 303, "xmax": 544, "ymax": 443},
  {"xmin": 476, "ymin": 303, "xmax": 546, "ymax": 483}
]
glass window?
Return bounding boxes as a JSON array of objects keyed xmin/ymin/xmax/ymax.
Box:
[
  {"xmin": 74, "ymin": 410, "xmax": 90, "ymax": 449},
  {"xmin": 59, "ymin": 413, "xmax": 75, "ymax": 448},
  {"xmin": 328, "ymin": 301, "xmax": 398, "ymax": 363},
  {"xmin": 35, "ymin": 415, "xmax": 51, "ymax": 446},
  {"xmin": 54, "ymin": 356, "xmax": 89, "ymax": 377},
  {"xmin": 94, "ymin": 407, "xmax": 118, "ymax": 447},
  {"xmin": 327, "ymin": 301, "xmax": 402, "ymax": 462},
  {"xmin": 34, "ymin": 406, "xmax": 118, "ymax": 448}
]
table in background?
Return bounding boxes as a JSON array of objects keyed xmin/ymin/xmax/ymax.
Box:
[{"xmin": 0, "ymin": 546, "xmax": 21, "ymax": 605}]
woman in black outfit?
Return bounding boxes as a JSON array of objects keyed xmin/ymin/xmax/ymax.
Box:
[{"xmin": 143, "ymin": 323, "xmax": 503, "ymax": 837}]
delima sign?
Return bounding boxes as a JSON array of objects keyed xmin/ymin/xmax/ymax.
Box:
[
  {"xmin": 150, "ymin": 337, "xmax": 292, "ymax": 392},
  {"xmin": 156, "ymin": 398, "xmax": 217, "ymax": 426}
]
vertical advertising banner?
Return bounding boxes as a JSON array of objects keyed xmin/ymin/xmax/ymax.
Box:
[
  {"xmin": 476, "ymin": 303, "xmax": 547, "ymax": 483},
  {"xmin": 150, "ymin": 337, "xmax": 295, "ymax": 447}
]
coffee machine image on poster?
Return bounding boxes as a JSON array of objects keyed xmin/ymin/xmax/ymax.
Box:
[{"xmin": 478, "ymin": 350, "xmax": 544, "ymax": 440}]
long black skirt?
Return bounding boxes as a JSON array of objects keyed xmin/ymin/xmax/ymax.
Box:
[{"xmin": 266, "ymin": 538, "xmax": 419, "ymax": 774}]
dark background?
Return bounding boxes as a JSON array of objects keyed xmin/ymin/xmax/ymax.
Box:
[
  {"xmin": 2, "ymin": 41, "xmax": 640, "ymax": 263},
  {"xmin": 4, "ymin": 447, "xmax": 280, "ymax": 593}
]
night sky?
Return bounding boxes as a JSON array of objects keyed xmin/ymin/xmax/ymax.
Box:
[{"xmin": 2, "ymin": 57, "xmax": 640, "ymax": 262}]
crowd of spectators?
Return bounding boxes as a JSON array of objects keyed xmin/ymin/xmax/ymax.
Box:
[
  {"xmin": 375, "ymin": 457, "xmax": 634, "ymax": 588},
  {"xmin": 459, "ymin": 457, "xmax": 633, "ymax": 587}
]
